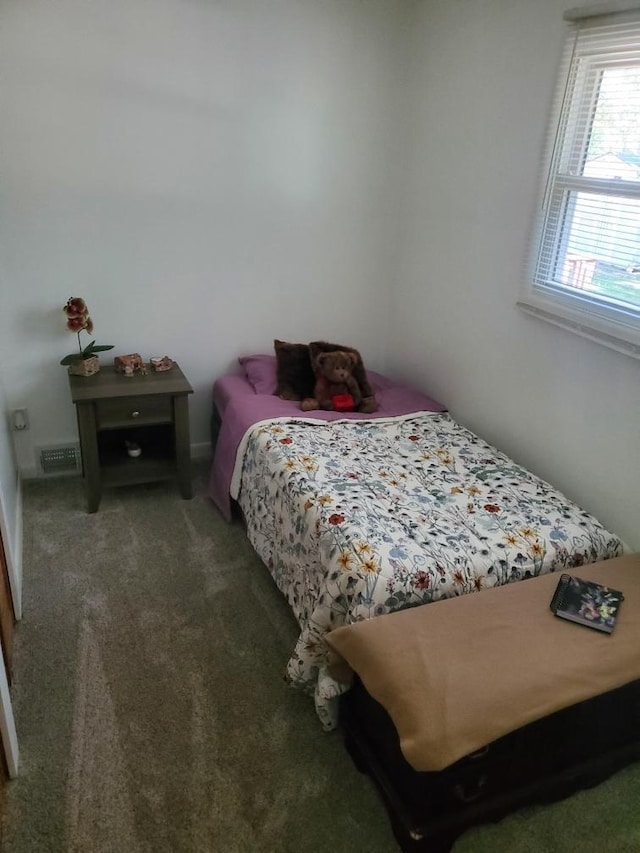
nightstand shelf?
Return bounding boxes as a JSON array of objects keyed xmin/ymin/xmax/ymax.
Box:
[
  {"xmin": 100, "ymin": 457, "xmax": 177, "ymax": 488},
  {"xmin": 68, "ymin": 363, "xmax": 193, "ymax": 512}
]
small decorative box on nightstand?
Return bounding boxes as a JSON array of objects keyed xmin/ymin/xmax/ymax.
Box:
[{"xmin": 68, "ymin": 363, "xmax": 193, "ymax": 512}]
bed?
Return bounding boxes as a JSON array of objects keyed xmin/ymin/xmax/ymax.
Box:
[{"xmin": 207, "ymin": 351, "xmax": 625, "ymax": 732}]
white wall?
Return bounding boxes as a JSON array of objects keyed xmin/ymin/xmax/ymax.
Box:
[
  {"xmin": 0, "ymin": 304, "xmax": 21, "ymax": 774},
  {"xmin": 0, "ymin": 0, "xmax": 412, "ymax": 471},
  {"xmin": 1, "ymin": 0, "xmax": 638, "ymax": 551},
  {"xmin": 388, "ymin": 0, "xmax": 640, "ymax": 550},
  {"xmin": 0, "ymin": 272, "xmax": 23, "ymax": 615},
  {"xmin": 0, "ymin": 379, "xmax": 20, "ymax": 607}
]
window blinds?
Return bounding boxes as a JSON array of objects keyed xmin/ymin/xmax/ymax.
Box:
[
  {"xmin": 534, "ymin": 11, "xmax": 640, "ymax": 317},
  {"xmin": 519, "ymin": 4, "xmax": 640, "ymax": 355}
]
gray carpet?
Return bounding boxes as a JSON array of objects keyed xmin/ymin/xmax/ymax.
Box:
[{"xmin": 1, "ymin": 463, "xmax": 639, "ymax": 852}]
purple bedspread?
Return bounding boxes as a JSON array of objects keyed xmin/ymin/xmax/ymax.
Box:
[{"xmin": 207, "ymin": 373, "xmax": 446, "ymax": 521}]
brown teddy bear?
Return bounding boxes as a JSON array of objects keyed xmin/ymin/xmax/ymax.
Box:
[{"xmin": 301, "ymin": 351, "xmax": 376, "ymax": 413}]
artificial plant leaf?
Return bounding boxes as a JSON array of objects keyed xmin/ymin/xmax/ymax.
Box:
[{"xmin": 60, "ymin": 354, "xmax": 82, "ymax": 366}]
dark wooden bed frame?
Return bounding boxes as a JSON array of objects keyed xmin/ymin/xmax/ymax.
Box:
[{"xmin": 341, "ymin": 677, "xmax": 640, "ymax": 852}]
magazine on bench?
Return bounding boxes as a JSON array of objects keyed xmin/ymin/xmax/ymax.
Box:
[{"xmin": 550, "ymin": 574, "xmax": 624, "ymax": 634}]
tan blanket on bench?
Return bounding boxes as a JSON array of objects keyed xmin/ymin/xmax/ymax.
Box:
[{"xmin": 325, "ymin": 554, "xmax": 640, "ymax": 772}]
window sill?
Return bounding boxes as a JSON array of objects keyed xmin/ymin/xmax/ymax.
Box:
[{"xmin": 517, "ymin": 293, "xmax": 640, "ymax": 360}]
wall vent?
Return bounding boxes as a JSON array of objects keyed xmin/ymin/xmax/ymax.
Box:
[{"xmin": 38, "ymin": 445, "xmax": 81, "ymax": 476}]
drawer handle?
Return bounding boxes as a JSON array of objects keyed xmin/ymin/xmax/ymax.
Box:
[
  {"xmin": 131, "ymin": 410, "xmax": 140, "ymax": 419},
  {"xmin": 453, "ymin": 775, "xmax": 487, "ymax": 803}
]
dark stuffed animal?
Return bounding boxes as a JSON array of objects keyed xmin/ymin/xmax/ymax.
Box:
[{"xmin": 301, "ymin": 351, "xmax": 363, "ymax": 412}]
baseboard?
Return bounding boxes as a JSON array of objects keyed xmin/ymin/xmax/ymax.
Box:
[
  {"xmin": 12, "ymin": 477, "xmax": 22, "ymax": 621},
  {"xmin": 19, "ymin": 441, "xmax": 212, "ymax": 480},
  {"xmin": 190, "ymin": 442, "xmax": 212, "ymax": 460},
  {"xmin": 18, "ymin": 465, "xmax": 39, "ymax": 481},
  {"xmin": 0, "ymin": 473, "xmax": 22, "ymax": 621}
]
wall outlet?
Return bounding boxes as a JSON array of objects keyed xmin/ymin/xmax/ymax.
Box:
[{"xmin": 11, "ymin": 409, "xmax": 29, "ymax": 431}]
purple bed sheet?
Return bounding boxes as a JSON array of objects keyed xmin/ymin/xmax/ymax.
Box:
[{"xmin": 207, "ymin": 372, "xmax": 446, "ymax": 521}]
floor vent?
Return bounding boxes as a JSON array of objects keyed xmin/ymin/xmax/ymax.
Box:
[{"xmin": 39, "ymin": 445, "xmax": 81, "ymax": 476}]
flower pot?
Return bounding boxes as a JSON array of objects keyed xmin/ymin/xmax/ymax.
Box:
[{"xmin": 67, "ymin": 355, "xmax": 100, "ymax": 377}]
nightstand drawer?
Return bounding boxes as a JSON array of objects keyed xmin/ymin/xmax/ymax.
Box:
[{"xmin": 95, "ymin": 396, "xmax": 172, "ymax": 429}]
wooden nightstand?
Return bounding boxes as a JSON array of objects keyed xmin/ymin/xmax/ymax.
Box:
[{"xmin": 68, "ymin": 363, "xmax": 194, "ymax": 512}]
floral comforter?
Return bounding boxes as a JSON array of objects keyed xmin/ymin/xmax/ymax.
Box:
[{"xmin": 237, "ymin": 412, "xmax": 624, "ymax": 729}]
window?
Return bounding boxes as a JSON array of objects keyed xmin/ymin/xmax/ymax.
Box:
[{"xmin": 520, "ymin": 6, "xmax": 640, "ymax": 358}]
